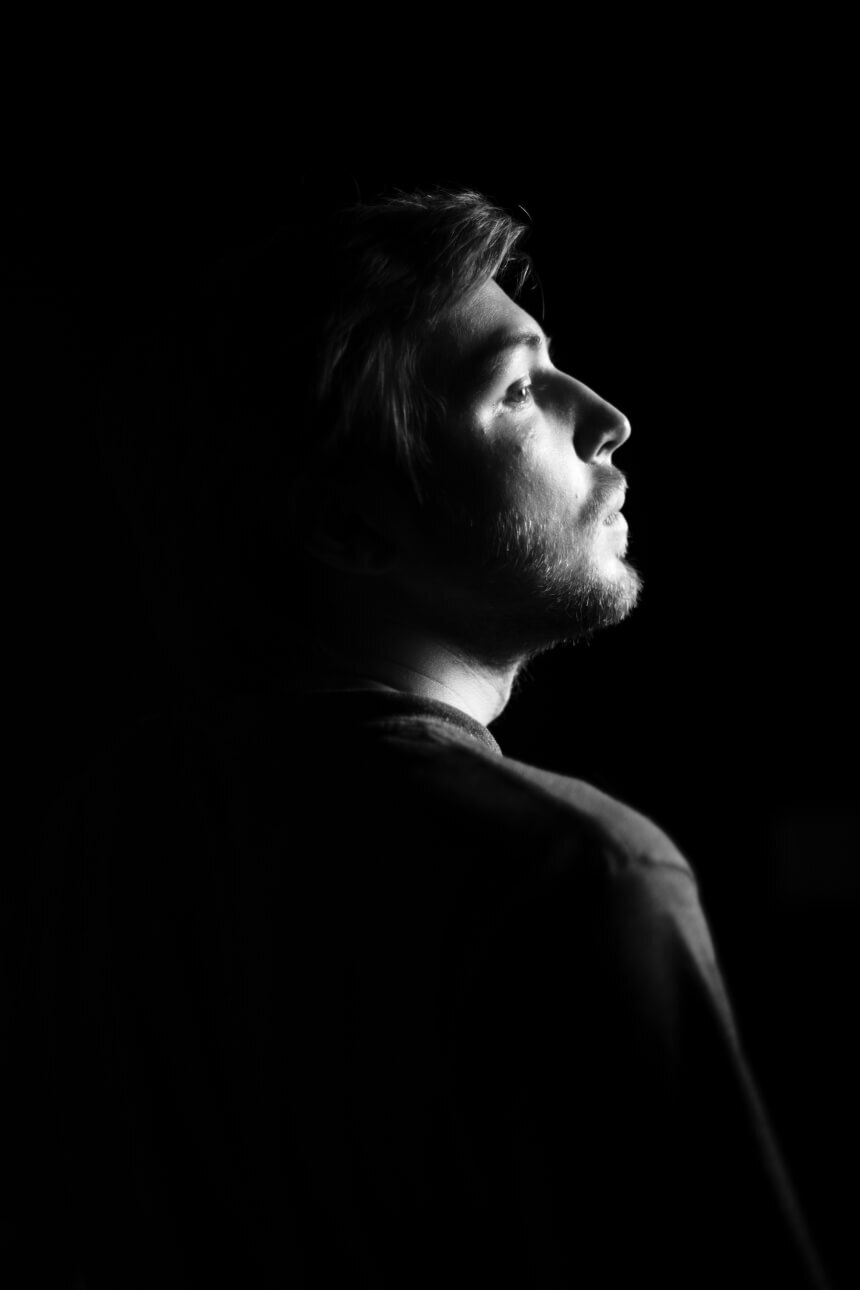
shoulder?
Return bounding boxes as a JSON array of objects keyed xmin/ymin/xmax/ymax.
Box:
[
  {"xmin": 373, "ymin": 719, "xmax": 693, "ymax": 885},
  {"xmin": 361, "ymin": 724, "xmax": 712, "ymax": 985},
  {"xmin": 490, "ymin": 751, "xmax": 691, "ymax": 877},
  {"xmin": 439, "ymin": 750, "xmax": 738, "ymax": 1056},
  {"xmin": 419, "ymin": 750, "xmax": 740, "ymax": 1080}
]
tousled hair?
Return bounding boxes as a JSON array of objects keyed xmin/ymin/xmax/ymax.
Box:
[{"xmin": 95, "ymin": 186, "xmax": 532, "ymax": 701}]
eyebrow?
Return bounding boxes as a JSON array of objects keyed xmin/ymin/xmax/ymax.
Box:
[{"xmin": 468, "ymin": 328, "xmax": 553, "ymax": 382}]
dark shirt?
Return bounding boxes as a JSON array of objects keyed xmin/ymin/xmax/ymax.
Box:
[{"xmin": 25, "ymin": 687, "xmax": 830, "ymax": 1288}]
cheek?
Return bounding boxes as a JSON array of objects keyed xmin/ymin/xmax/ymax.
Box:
[
  {"xmin": 431, "ymin": 415, "xmax": 588, "ymax": 525},
  {"xmin": 502, "ymin": 435, "xmax": 589, "ymax": 523}
]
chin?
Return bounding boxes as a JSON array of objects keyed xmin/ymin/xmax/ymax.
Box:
[{"xmin": 607, "ymin": 561, "xmax": 643, "ymax": 616}]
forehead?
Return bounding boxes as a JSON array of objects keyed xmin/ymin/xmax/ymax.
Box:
[
  {"xmin": 445, "ymin": 277, "xmax": 538, "ymax": 348},
  {"xmin": 424, "ymin": 278, "xmax": 543, "ymax": 388}
]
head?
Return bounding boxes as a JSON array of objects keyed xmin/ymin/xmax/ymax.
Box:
[
  {"xmin": 97, "ymin": 186, "xmax": 640, "ymax": 699},
  {"xmin": 396, "ymin": 275, "xmax": 641, "ymax": 664}
]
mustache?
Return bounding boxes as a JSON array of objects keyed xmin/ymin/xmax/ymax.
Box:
[{"xmin": 581, "ymin": 465, "xmax": 628, "ymax": 524}]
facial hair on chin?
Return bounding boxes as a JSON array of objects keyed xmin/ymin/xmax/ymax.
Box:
[
  {"xmin": 481, "ymin": 504, "xmax": 643, "ymax": 640},
  {"xmin": 427, "ymin": 462, "xmax": 639, "ymax": 636}
]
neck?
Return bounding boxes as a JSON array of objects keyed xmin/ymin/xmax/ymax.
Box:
[{"xmin": 296, "ymin": 624, "xmax": 523, "ymax": 727}]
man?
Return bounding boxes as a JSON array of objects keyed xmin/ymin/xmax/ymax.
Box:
[{"xmin": 29, "ymin": 187, "xmax": 830, "ymax": 1286}]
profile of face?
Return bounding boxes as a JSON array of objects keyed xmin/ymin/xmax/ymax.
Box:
[{"xmin": 410, "ymin": 278, "xmax": 643, "ymax": 659}]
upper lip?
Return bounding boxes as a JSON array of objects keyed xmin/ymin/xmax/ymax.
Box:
[{"xmin": 605, "ymin": 488, "xmax": 626, "ymax": 515}]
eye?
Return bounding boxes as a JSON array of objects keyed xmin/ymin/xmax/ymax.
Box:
[{"xmin": 503, "ymin": 379, "xmax": 534, "ymax": 408}]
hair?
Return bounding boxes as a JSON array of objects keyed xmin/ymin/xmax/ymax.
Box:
[{"xmin": 94, "ymin": 186, "xmax": 532, "ymax": 702}]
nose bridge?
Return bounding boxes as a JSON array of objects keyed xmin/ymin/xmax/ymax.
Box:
[{"xmin": 563, "ymin": 374, "xmax": 631, "ymax": 460}]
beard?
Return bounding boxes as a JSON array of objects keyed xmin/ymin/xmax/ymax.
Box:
[{"xmin": 419, "ymin": 463, "xmax": 643, "ymax": 663}]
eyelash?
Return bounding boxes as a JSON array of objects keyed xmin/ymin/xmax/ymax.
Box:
[{"xmin": 503, "ymin": 379, "xmax": 534, "ymax": 408}]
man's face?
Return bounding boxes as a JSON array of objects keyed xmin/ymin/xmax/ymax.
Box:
[{"xmin": 413, "ymin": 277, "xmax": 642, "ymax": 658}]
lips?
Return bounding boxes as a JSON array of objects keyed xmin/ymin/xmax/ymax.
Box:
[{"xmin": 603, "ymin": 488, "xmax": 627, "ymax": 518}]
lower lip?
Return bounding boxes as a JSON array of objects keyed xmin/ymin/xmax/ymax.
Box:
[{"xmin": 603, "ymin": 511, "xmax": 627, "ymax": 528}]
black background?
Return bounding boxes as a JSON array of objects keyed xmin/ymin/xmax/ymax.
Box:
[{"xmin": 8, "ymin": 95, "xmax": 857, "ymax": 1287}]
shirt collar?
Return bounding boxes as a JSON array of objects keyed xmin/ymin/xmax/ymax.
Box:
[{"xmin": 300, "ymin": 687, "xmax": 504, "ymax": 756}]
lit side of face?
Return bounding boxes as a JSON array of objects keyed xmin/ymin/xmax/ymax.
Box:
[{"xmin": 417, "ymin": 278, "xmax": 642, "ymax": 651}]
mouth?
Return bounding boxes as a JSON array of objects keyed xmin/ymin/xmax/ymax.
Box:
[{"xmin": 602, "ymin": 488, "xmax": 627, "ymax": 525}]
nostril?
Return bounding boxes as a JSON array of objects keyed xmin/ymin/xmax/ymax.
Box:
[{"xmin": 573, "ymin": 409, "xmax": 629, "ymax": 463}]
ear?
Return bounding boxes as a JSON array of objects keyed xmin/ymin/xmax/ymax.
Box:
[{"xmin": 290, "ymin": 471, "xmax": 401, "ymax": 576}]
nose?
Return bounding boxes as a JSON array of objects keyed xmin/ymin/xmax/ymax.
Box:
[{"xmin": 564, "ymin": 377, "xmax": 631, "ymax": 462}]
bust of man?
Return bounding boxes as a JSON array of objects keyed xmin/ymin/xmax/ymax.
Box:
[{"xmin": 28, "ymin": 186, "xmax": 830, "ymax": 1289}]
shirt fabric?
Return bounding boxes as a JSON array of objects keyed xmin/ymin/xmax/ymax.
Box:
[{"xmin": 26, "ymin": 686, "xmax": 831, "ymax": 1288}]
